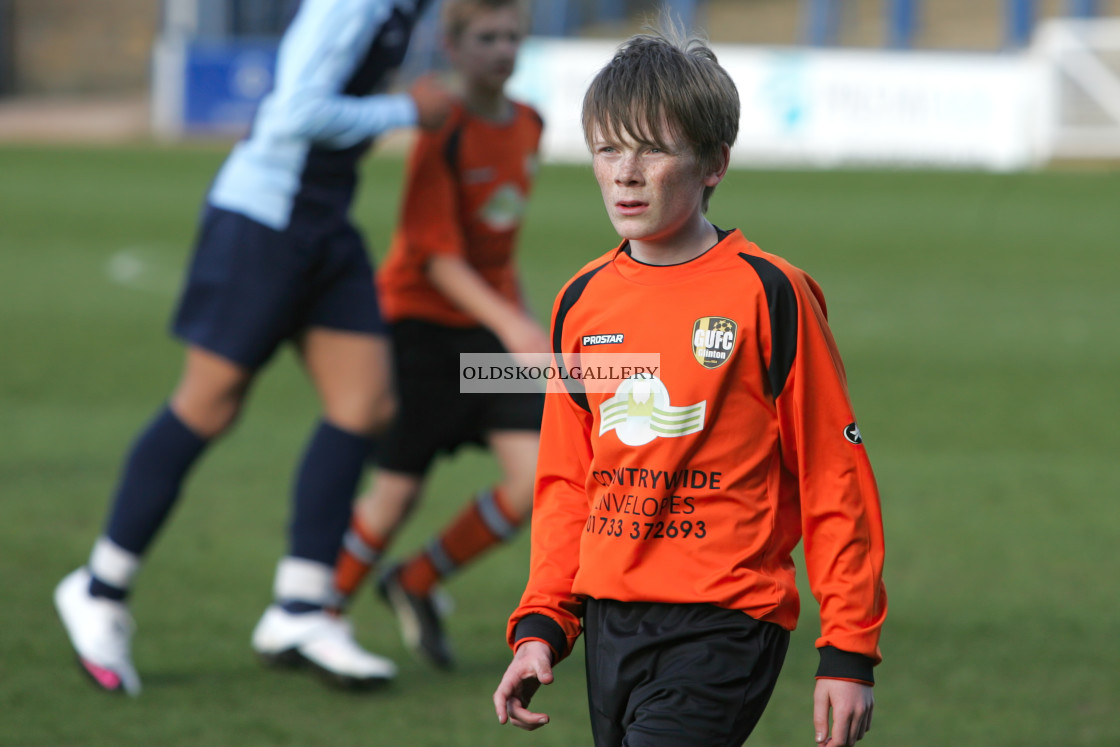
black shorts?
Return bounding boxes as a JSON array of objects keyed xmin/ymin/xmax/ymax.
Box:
[
  {"xmin": 172, "ymin": 204, "xmax": 385, "ymax": 370},
  {"xmin": 377, "ymin": 320, "xmax": 543, "ymax": 475},
  {"xmin": 584, "ymin": 599, "xmax": 790, "ymax": 747}
]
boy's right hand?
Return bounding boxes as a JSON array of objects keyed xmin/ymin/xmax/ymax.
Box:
[{"xmin": 409, "ymin": 74, "xmax": 455, "ymax": 130}]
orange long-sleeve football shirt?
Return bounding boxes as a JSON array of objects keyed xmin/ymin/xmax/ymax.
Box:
[{"xmin": 508, "ymin": 229, "xmax": 887, "ymax": 682}]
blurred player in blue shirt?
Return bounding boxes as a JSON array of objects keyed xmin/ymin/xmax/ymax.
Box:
[{"xmin": 54, "ymin": 0, "xmax": 454, "ymax": 695}]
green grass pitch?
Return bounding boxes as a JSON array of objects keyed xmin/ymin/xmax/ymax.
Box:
[{"xmin": 0, "ymin": 144, "xmax": 1117, "ymax": 746}]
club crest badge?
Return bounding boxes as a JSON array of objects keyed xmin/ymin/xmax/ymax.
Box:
[{"xmin": 692, "ymin": 317, "xmax": 737, "ymax": 369}]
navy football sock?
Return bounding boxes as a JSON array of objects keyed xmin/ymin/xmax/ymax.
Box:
[
  {"xmin": 280, "ymin": 600, "xmax": 325, "ymax": 615},
  {"xmin": 288, "ymin": 420, "xmax": 374, "ymax": 569},
  {"xmin": 90, "ymin": 406, "xmax": 209, "ymax": 598}
]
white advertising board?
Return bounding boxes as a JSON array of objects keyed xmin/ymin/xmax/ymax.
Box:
[{"xmin": 506, "ymin": 39, "xmax": 1047, "ymax": 170}]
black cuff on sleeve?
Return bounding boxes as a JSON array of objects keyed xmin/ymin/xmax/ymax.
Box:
[
  {"xmin": 816, "ymin": 646, "xmax": 875, "ymax": 684},
  {"xmin": 513, "ymin": 614, "xmax": 568, "ymax": 661}
]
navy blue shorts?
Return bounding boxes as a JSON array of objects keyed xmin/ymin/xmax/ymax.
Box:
[
  {"xmin": 171, "ymin": 204, "xmax": 385, "ymax": 370},
  {"xmin": 377, "ymin": 320, "xmax": 543, "ymax": 475},
  {"xmin": 584, "ymin": 599, "xmax": 790, "ymax": 747}
]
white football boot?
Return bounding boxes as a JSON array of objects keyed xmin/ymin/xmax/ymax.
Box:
[
  {"xmin": 54, "ymin": 567, "xmax": 141, "ymax": 696},
  {"xmin": 251, "ymin": 605, "xmax": 397, "ymax": 689}
]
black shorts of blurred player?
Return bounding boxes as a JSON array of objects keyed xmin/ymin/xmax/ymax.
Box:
[{"xmin": 378, "ymin": 319, "xmax": 543, "ymax": 475}]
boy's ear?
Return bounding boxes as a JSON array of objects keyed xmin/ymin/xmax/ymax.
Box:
[{"xmin": 704, "ymin": 143, "xmax": 732, "ymax": 187}]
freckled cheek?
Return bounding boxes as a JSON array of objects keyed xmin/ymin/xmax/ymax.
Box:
[
  {"xmin": 664, "ymin": 173, "xmax": 696, "ymax": 204},
  {"xmin": 594, "ymin": 181, "xmax": 617, "ymax": 214},
  {"xmin": 593, "ymin": 170, "xmax": 609, "ymax": 197},
  {"xmin": 649, "ymin": 175, "xmax": 680, "ymax": 205},
  {"xmin": 593, "ymin": 163, "xmax": 615, "ymax": 196}
]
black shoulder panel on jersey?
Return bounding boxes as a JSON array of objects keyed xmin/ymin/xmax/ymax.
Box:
[
  {"xmin": 442, "ymin": 122, "xmax": 464, "ymax": 175},
  {"xmin": 737, "ymin": 253, "xmax": 798, "ymax": 398},
  {"xmin": 554, "ymin": 261, "xmax": 611, "ymax": 412},
  {"xmin": 527, "ymin": 106, "xmax": 545, "ymax": 131}
]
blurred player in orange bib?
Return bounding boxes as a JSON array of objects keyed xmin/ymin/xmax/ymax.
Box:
[{"xmin": 331, "ymin": 0, "xmax": 547, "ymax": 670}]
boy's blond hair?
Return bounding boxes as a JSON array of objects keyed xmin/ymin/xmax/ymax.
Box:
[
  {"xmin": 441, "ymin": 0, "xmax": 527, "ymax": 44},
  {"xmin": 582, "ymin": 26, "xmax": 740, "ymax": 211}
]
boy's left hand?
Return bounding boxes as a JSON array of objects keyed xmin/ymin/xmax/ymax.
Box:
[
  {"xmin": 493, "ymin": 640, "xmax": 554, "ymax": 730},
  {"xmin": 813, "ymin": 679, "xmax": 873, "ymax": 745}
]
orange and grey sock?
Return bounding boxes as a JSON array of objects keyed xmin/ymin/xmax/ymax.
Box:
[
  {"xmin": 333, "ymin": 514, "xmax": 389, "ymax": 603},
  {"xmin": 398, "ymin": 487, "xmax": 522, "ymax": 596}
]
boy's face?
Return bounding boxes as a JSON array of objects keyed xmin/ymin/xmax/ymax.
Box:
[
  {"xmin": 591, "ymin": 122, "xmax": 722, "ymax": 248},
  {"xmin": 447, "ymin": 6, "xmax": 524, "ymax": 94}
]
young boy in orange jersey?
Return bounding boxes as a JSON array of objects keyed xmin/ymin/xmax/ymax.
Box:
[
  {"xmin": 492, "ymin": 26, "xmax": 887, "ymax": 747},
  {"xmin": 331, "ymin": 0, "xmax": 548, "ymax": 670}
]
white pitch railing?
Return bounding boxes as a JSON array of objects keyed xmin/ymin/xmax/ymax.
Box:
[{"xmin": 1035, "ymin": 18, "xmax": 1120, "ymax": 159}]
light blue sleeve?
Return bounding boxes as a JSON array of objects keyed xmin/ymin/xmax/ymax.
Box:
[{"xmin": 259, "ymin": 0, "xmax": 419, "ymax": 148}]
